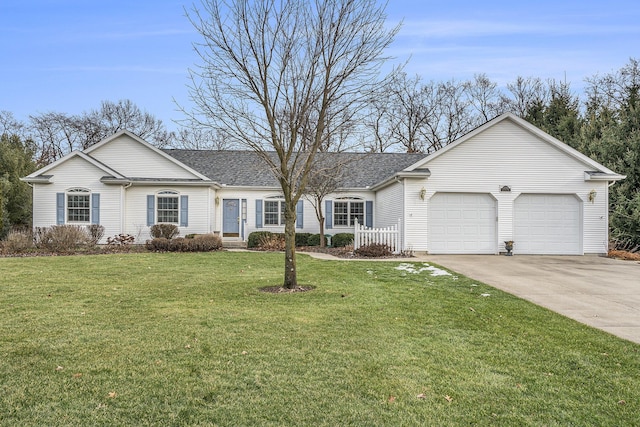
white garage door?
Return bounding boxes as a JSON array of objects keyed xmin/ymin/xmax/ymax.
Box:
[
  {"xmin": 514, "ymin": 194, "xmax": 581, "ymax": 255},
  {"xmin": 428, "ymin": 193, "xmax": 497, "ymax": 254}
]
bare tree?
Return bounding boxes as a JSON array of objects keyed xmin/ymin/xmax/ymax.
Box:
[
  {"xmin": 27, "ymin": 99, "xmax": 174, "ymax": 165},
  {"xmin": 505, "ymin": 76, "xmax": 548, "ymax": 118},
  {"xmin": 175, "ymin": 128, "xmax": 230, "ymax": 150},
  {"xmin": 465, "ymin": 73, "xmax": 507, "ymax": 123},
  {"xmin": 303, "ymin": 155, "xmax": 351, "ymax": 247},
  {"xmin": 185, "ymin": 0, "xmax": 398, "ymax": 288},
  {"xmin": 0, "ymin": 111, "xmax": 26, "ymax": 138}
]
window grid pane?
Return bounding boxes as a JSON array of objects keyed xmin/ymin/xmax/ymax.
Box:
[
  {"xmin": 157, "ymin": 196, "xmax": 179, "ymax": 223},
  {"xmin": 334, "ymin": 202, "xmax": 349, "ymax": 226},
  {"xmin": 280, "ymin": 201, "xmax": 286, "ymax": 226},
  {"xmin": 350, "ymin": 202, "xmax": 364, "ymax": 226},
  {"xmin": 67, "ymin": 194, "xmax": 90, "ymax": 222},
  {"xmin": 264, "ymin": 200, "xmax": 280, "ymax": 225}
]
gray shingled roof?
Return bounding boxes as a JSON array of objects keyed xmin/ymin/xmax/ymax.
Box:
[{"xmin": 162, "ymin": 149, "xmax": 427, "ymax": 188}]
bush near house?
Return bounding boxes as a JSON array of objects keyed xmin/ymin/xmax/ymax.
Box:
[
  {"xmin": 247, "ymin": 231, "xmax": 274, "ymax": 248},
  {"xmin": 295, "ymin": 233, "xmax": 313, "ymax": 247},
  {"xmin": 307, "ymin": 234, "xmax": 321, "ymax": 246},
  {"xmin": 150, "ymin": 223, "xmax": 180, "ymax": 240},
  {"xmin": 0, "ymin": 229, "xmax": 34, "ymax": 254},
  {"xmin": 354, "ymin": 243, "xmax": 393, "ymax": 258},
  {"xmin": 146, "ymin": 233, "xmax": 222, "ymax": 252},
  {"xmin": 331, "ymin": 233, "xmax": 354, "ymax": 248},
  {"xmin": 34, "ymin": 225, "xmax": 91, "ymax": 253}
]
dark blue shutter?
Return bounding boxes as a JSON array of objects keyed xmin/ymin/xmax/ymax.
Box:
[
  {"xmin": 296, "ymin": 200, "xmax": 304, "ymax": 229},
  {"xmin": 255, "ymin": 199, "xmax": 263, "ymax": 228},
  {"xmin": 56, "ymin": 193, "xmax": 65, "ymax": 225},
  {"xmin": 325, "ymin": 200, "xmax": 333, "ymax": 229},
  {"xmin": 147, "ymin": 195, "xmax": 155, "ymax": 226},
  {"xmin": 365, "ymin": 201, "xmax": 373, "ymax": 228},
  {"xmin": 91, "ymin": 193, "xmax": 100, "ymax": 225},
  {"xmin": 180, "ymin": 195, "xmax": 188, "ymax": 227}
]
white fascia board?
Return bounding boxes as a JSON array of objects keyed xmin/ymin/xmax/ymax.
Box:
[
  {"xmin": 370, "ymin": 171, "xmax": 431, "ymax": 191},
  {"xmin": 584, "ymin": 172, "xmax": 626, "ymax": 182}
]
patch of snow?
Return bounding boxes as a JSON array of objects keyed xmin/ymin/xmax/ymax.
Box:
[{"xmin": 394, "ymin": 263, "xmax": 452, "ymax": 277}]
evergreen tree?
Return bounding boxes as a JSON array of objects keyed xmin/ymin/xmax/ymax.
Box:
[{"xmin": 0, "ymin": 133, "xmax": 36, "ymax": 237}]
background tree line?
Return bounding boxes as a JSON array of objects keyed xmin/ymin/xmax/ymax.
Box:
[{"xmin": 1, "ymin": 59, "xmax": 638, "ymax": 249}]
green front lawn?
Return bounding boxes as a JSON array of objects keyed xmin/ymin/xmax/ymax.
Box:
[{"xmin": 1, "ymin": 252, "xmax": 638, "ymax": 426}]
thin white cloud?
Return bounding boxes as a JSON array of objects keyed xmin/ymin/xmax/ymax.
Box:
[
  {"xmin": 45, "ymin": 65, "xmax": 187, "ymax": 74},
  {"xmin": 399, "ymin": 19, "xmax": 640, "ymax": 38}
]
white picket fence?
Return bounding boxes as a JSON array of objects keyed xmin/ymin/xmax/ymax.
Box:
[{"xmin": 353, "ymin": 218, "xmax": 401, "ymax": 254}]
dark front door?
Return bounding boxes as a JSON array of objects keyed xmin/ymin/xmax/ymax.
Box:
[{"xmin": 223, "ymin": 199, "xmax": 240, "ymax": 237}]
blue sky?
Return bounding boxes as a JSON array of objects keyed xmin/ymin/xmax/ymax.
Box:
[{"xmin": 1, "ymin": 0, "xmax": 638, "ymax": 131}]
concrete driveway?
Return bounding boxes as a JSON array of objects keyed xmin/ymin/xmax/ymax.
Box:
[{"xmin": 422, "ymin": 255, "xmax": 640, "ymax": 344}]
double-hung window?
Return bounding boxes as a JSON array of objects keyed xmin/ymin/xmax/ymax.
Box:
[
  {"xmin": 334, "ymin": 198, "xmax": 364, "ymax": 227},
  {"xmin": 157, "ymin": 191, "xmax": 179, "ymax": 223},
  {"xmin": 264, "ymin": 199, "xmax": 285, "ymax": 226},
  {"xmin": 67, "ymin": 189, "xmax": 91, "ymax": 223}
]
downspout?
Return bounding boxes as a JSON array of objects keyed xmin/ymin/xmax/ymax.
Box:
[
  {"xmin": 394, "ymin": 176, "xmax": 405, "ymax": 253},
  {"xmin": 121, "ymin": 182, "xmax": 132, "ymax": 236}
]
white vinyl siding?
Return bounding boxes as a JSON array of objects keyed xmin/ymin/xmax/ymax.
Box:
[
  {"xmin": 88, "ymin": 134, "xmax": 201, "ymax": 179},
  {"xmin": 124, "ymin": 186, "xmax": 211, "ymax": 242},
  {"xmin": 31, "ymin": 157, "xmax": 121, "ymax": 243}
]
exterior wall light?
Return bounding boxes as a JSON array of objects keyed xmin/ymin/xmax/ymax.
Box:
[
  {"xmin": 419, "ymin": 187, "xmax": 426, "ymax": 200},
  {"xmin": 588, "ymin": 189, "xmax": 597, "ymax": 203}
]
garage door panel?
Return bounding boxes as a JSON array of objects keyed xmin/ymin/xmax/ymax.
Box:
[
  {"xmin": 514, "ymin": 194, "xmax": 581, "ymax": 255},
  {"xmin": 429, "ymin": 193, "xmax": 497, "ymax": 254}
]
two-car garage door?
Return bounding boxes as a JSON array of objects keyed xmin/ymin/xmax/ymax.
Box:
[
  {"xmin": 514, "ymin": 194, "xmax": 581, "ymax": 255},
  {"xmin": 428, "ymin": 192, "xmax": 582, "ymax": 255},
  {"xmin": 429, "ymin": 193, "xmax": 497, "ymax": 254}
]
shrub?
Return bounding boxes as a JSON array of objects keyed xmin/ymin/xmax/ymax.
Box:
[
  {"xmin": 1, "ymin": 229, "xmax": 34, "ymax": 254},
  {"xmin": 259, "ymin": 233, "xmax": 286, "ymax": 251},
  {"xmin": 307, "ymin": 234, "xmax": 321, "ymax": 246},
  {"xmin": 354, "ymin": 243, "xmax": 393, "ymax": 258},
  {"xmin": 35, "ymin": 225, "xmax": 90, "ymax": 253},
  {"xmin": 248, "ymin": 231, "xmax": 273, "ymax": 248},
  {"xmin": 168, "ymin": 237, "xmax": 189, "ymax": 252},
  {"xmin": 145, "ymin": 237, "xmax": 170, "ymax": 252},
  {"xmin": 145, "ymin": 234, "xmax": 223, "ymax": 252},
  {"xmin": 332, "ymin": 233, "xmax": 354, "ymax": 248},
  {"xmin": 150, "ymin": 223, "xmax": 179, "ymax": 239},
  {"xmin": 295, "ymin": 233, "xmax": 312, "ymax": 247},
  {"xmin": 190, "ymin": 233, "xmax": 223, "ymax": 251},
  {"xmin": 87, "ymin": 224, "xmax": 105, "ymax": 245},
  {"xmin": 107, "ymin": 234, "xmax": 135, "ymax": 245}
]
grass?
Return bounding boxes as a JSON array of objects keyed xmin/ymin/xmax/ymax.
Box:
[{"xmin": 1, "ymin": 252, "xmax": 639, "ymax": 426}]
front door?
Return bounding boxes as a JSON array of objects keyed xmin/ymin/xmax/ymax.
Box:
[{"xmin": 223, "ymin": 199, "xmax": 240, "ymax": 237}]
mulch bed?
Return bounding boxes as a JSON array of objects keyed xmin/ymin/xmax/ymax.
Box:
[{"xmin": 608, "ymin": 250, "xmax": 640, "ymax": 261}]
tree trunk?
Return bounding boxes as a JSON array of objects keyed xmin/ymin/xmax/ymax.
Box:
[
  {"xmin": 319, "ymin": 215, "xmax": 326, "ymax": 248},
  {"xmin": 283, "ymin": 203, "xmax": 297, "ymax": 289}
]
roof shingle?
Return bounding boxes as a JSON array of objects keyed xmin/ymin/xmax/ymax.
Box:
[{"xmin": 162, "ymin": 150, "xmax": 427, "ymax": 188}]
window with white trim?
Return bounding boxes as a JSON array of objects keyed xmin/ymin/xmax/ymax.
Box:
[
  {"xmin": 334, "ymin": 198, "xmax": 364, "ymax": 227},
  {"xmin": 67, "ymin": 188, "xmax": 90, "ymax": 223},
  {"xmin": 157, "ymin": 191, "xmax": 179, "ymax": 223},
  {"xmin": 264, "ymin": 198, "xmax": 285, "ymax": 226}
]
